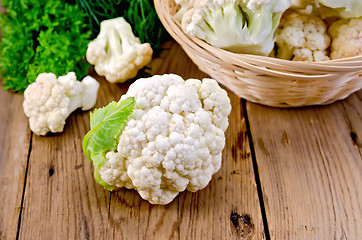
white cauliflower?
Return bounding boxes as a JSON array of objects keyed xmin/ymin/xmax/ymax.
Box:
[
  {"xmin": 86, "ymin": 17, "xmax": 153, "ymax": 83},
  {"xmin": 23, "ymin": 72, "xmax": 99, "ymax": 136},
  {"xmin": 328, "ymin": 17, "xmax": 362, "ymax": 59},
  {"xmin": 275, "ymin": 11, "xmax": 331, "ymax": 62},
  {"xmin": 173, "ymin": 0, "xmax": 196, "ymax": 22},
  {"xmin": 83, "ymin": 74, "xmax": 231, "ymax": 205},
  {"xmin": 180, "ymin": 0, "xmax": 291, "ymax": 55}
]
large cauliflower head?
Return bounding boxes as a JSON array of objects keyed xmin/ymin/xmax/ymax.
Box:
[
  {"xmin": 85, "ymin": 74, "xmax": 231, "ymax": 204},
  {"xmin": 23, "ymin": 72, "xmax": 99, "ymax": 135}
]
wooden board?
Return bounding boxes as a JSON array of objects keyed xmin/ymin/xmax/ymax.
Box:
[
  {"xmin": 17, "ymin": 42, "xmax": 265, "ymax": 239},
  {"xmin": 0, "ymin": 91, "xmax": 31, "ymax": 240},
  {"xmin": 246, "ymin": 92, "xmax": 362, "ymax": 239}
]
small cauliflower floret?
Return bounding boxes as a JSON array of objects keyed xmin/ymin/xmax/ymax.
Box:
[
  {"xmin": 181, "ymin": 0, "xmax": 290, "ymax": 55},
  {"xmin": 328, "ymin": 17, "xmax": 362, "ymax": 59},
  {"xmin": 86, "ymin": 17, "xmax": 153, "ymax": 83},
  {"xmin": 85, "ymin": 74, "xmax": 231, "ymax": 205},
  {"xmin": 275, "ymin": 11, "xmax": 331, "ymax": 62},
  {"xmin": 23, "ymin": 72, "xmax": 99, "ymax": 136}
]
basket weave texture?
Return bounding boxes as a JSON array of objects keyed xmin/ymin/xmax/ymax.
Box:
[{"xmin": 154, "ymin": 0, "xmax": 362, "ymax": 107}]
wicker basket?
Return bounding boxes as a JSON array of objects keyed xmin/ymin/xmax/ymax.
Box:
[{"xmin": 154, "ymin": 0, "xmax": 362, "ymax": 107}]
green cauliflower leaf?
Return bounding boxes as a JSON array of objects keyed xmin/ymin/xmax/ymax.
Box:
[{"xmin": 83, "ymin": 97, "xmax": 135, "ymax": 190}]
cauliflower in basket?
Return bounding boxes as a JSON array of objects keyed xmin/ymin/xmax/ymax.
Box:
[
  {"xmin": 23, "ymin": 72, "xmax": 99, "ymax": 136},
  {"xmin": 86, "ymin": 17, "xmax": 153, "ymax": 83},
  {"xmin": 83, "ymin": 74, "xmax": 231, "ymax": 205},
  {"xmin": 180, "ymin": 0, "xmax": 291, "ymax": 56},
  {"xmin": 174, "ymin": 0, "xmax": 196, "ymax": 22},
  {"xmin": 328, "ymin": 17, "xmax": 362, "ymax": 59},
  {"xmin": 275, "ymin": 11, "xmax": 331, "ymax": 62}
]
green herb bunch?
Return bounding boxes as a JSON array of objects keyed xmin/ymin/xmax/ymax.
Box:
[
  {"xmin": 76, "ymin": 0, "xmax": 169, "ymax": 49},
  {"xmin": 0, "ymin": 0, "xmax": 91, "ymax": 92}
]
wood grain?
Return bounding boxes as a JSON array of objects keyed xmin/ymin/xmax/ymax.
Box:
[
  {"xmin": 341, "ymin": 91, "xmax": 361, "ymax": 156},
  {"xmin": 246, "ymin": 91, "xmax": 362, "ymax": 239},
  {"xmin": 0, "ymin": 90, "xmax": 31, "ymax": 240}
]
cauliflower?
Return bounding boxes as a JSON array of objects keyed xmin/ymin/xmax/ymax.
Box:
[
  {"xmin": 180, "ymin": 0, "xmax": 291, "ymax": 55},
  {"xmin": 86, "ymin": 17, "xmax": 153, "ymax": 83},
  {"xmin": 23, "ymin": 72, "xmax": 100, "ymax": 136},
  {"xmin": 83, "ymin": 74, "xmax": 231, "ymax": 204},
  {"xmin": 174, "ymin": 0, "xmax": 196, "ymax": 22},
  {"xmin": 275, "ymin": 11, "xmax": 331, "ymax": 62},
  {"xmin": 328, "ymin": 17, "xmax": 362, "ymax": 59}
]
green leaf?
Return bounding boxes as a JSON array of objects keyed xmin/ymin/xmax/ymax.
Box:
[{"xmin": 83, "ymin": 97, "xmax": 135, "ymax": 189}]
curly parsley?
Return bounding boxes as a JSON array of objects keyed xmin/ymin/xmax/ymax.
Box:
[{"xmin": 0, "ymin": 0, "xmax": 91, "ymax": 92}]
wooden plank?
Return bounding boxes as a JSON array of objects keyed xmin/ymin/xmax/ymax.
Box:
[
  {"xmin": 0, "ymin": 90, "xmax": 31, "ymax": 240},
  {"xmin": 246, "ymin": 91, "xmax": 362, "ymax": 239}
]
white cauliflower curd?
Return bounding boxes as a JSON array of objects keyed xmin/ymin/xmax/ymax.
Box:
[
  {"xmin": 23, "ymin": 72, "xmax": 99, "ymax": 136},
  {"xmin": 83, "ymin": 74, "xmax": 231, "ymax": 205},
  {"xmin": 328, "ymin": 17, "xmax": 362, "ymax": 59},
  {"xmin": 275, "ymin": 10, "xmax": 331, "ymax": 62}
]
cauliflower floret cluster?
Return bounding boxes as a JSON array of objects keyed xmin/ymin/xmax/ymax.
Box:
[
  {"xmin": 23, "ymin": 72, "xmax": 99, "ymax": 136},
  {"xmin": 328, "ymin": 17, "xmax": 362, "ymax": 59},
  {"xmin": 95, "ymin": 74, "xmax": 231, "ymax": 204},
  {"xmin": 275, "ymin": 11, "xmax": 331, "ymax": 62},
  {"xmin": 86, "ymin": 17, "xmax": 153, "ymax": 83}
]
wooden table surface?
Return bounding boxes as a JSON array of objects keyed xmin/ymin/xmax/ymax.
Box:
[{"xmin": 0, "ymin": 41, "xmax": 361, "ymax": 240}]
